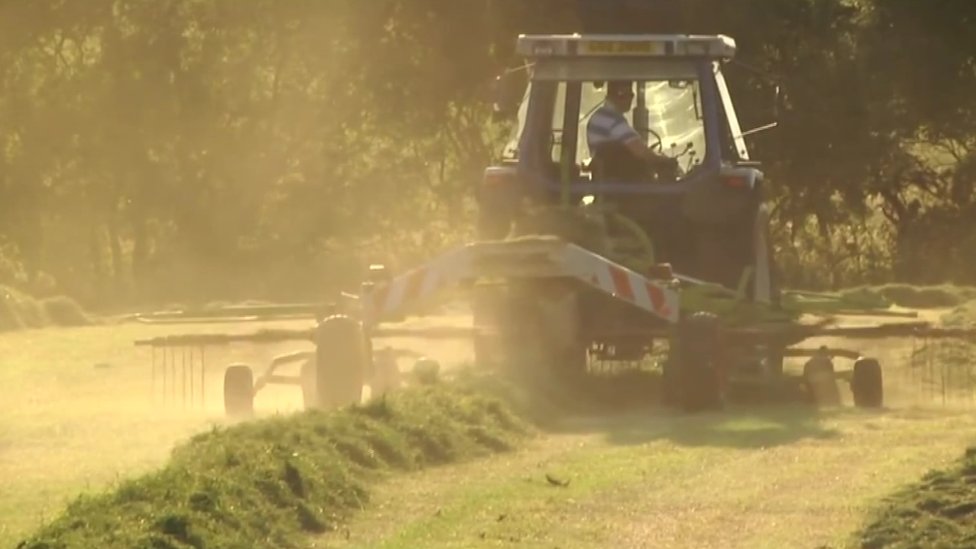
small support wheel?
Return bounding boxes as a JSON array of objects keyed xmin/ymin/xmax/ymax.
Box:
[
  {"xmin": 851, "ymin": 357, "xmax": 883, "ymax": 408},
  {"xmin": 223, "ymin": 364, "xmax": 254, "ymax": 418},
  {"xmin": 674, "ymin": 312, "xmax": 724, "ymax": 412}
]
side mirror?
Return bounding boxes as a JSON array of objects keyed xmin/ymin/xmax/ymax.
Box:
[
  {"xmin": 491, "ymin": 70, "xmax": 527, "ymax": 121},
  {"xmin": 773, "ymin": 84, "xmax": 782, "ymax": 119},
  {"xmin": 738, "ymin": 84, "xmax": 784, "ymax": 140}
]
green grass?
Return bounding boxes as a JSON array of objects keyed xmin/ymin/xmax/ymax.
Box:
[
  {"xmin": 854, "ymin": 446, "xmax": 976, "ymax": 549},
  {"xmin": 320, "ymin": 405, "xmax": 976, "ymax": 549},
  {"xmin": 15, "ymin": 384, "xmax": 529, "ymax": 548}
]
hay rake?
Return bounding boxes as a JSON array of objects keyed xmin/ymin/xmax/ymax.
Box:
[{"xmin": 150, "ymin": 345, "xmax": 207, "ymax": 409}]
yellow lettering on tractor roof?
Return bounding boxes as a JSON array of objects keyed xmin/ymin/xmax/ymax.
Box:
[{"xmin": 582, "ymin": 40, "xmax": 660, "ymax": 55}]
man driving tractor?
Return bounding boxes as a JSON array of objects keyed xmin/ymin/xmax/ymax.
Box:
[{"xmin": 586, "ymin": 80, "xmax": 679, "ymax": 182}]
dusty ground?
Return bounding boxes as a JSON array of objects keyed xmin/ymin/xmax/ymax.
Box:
[
  {"xmin": 1, "ymin": 306, "xmax": 973, "ymax": 548},
  {"xmin": 315, "ymin": 405, "xmax": 976, "ymax": 549},
  {"xmin": 0, "ymin": 313, "xmax": 472, "ymax": 546},
  {"xmin": 312, "ymin": 313, "xmax": 976, "ymax": 549}
]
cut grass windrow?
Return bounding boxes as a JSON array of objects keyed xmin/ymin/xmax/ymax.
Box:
[
  {"xmin": 15, "ymin": 384, "xmax": 530, "ymax": 549},
  {"xmin": 853, "ymin": 445, "xmax": 976, "ymax": 549}
]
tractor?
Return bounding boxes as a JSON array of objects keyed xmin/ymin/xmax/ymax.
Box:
[
  {"xmin": 468, "ymin": 33, "xmax": 839, "ymax": 410},
  {"xmin": 361, "ymin": 33, "xmax": 892, "ymax": 412},
  {"xmin": 149, "ymin": 34, "xmax": 971, "ymax": 417}
]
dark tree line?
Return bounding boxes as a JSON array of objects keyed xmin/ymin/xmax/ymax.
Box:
[{"xmin": 0, "ymin": 0, "xmax": 973, "ymax": 308}]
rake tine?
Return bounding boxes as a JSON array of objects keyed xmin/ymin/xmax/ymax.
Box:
[
  {"xmin": 182, "ymin": 347, "xmax": 188, "ymax": 410},
  {"xmin": 189, "ymin": 347, "xmax": 195, "ymax": 408},
  {"xmin": 162, "ymin": 346, "xmax": 168, "ymax": 405},
  {"xmin": 151, "ymin": 346, "xmax": 156, "ymax": 404},
  {"xmin": 200, "ymin": 346, "xmax": 206, "ymax": 410}
]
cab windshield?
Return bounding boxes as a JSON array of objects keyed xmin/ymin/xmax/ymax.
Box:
[{"xmin": 502, "ymin": 58, "xmax": 708, "ymax": 177}]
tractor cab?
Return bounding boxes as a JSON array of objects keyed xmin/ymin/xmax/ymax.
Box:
[{"xmin": 484, "ymin": 34, "xmax": 775, "ymax": 301}]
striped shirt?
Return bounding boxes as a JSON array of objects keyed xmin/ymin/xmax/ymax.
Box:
[{"xmin": 586, "ymin": 102, "xmax": 640, "ymax": 153}]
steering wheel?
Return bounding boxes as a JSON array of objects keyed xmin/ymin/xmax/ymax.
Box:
[{"xmin": 647, "ymin": 128, "xmax": 664, "ymax": 152}]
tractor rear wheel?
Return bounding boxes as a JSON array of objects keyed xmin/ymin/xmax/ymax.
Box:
[
  {"xmin": 674, "ymin": 312, "xmax": 724, "ymax": 412},
  {"xmin": 314, "ymin": 315, "xmax": 367, "ymax": 410},
  {"xmin": 851, "ymin": 358, "xmax": 883, "ymax": 408},
  {"xmin": 300, "ymin": 358, "xmax": 317, "ymax": 409},
  {"xmin": 223, "ymin": 364, "xmax": 254, "ymax": 418}
]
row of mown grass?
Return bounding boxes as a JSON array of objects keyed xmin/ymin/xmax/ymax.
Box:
[
  {"xmin": 0, "ymin": 285, "xmax": 91, "ymax": 331},
  {"xmin": 851, "ymin": 294, "xmax": 976, "ymax": 549},
  {"xmin": 838, "ymin": 284, "xmax": 976, "ymax": 310},
  {"xmin": 16, "ymin": 382, "xmax": 531, "ymax": 549},
  {"xmin": 854, "ymin": 446, "xmax": 976, "ymax": 549}
]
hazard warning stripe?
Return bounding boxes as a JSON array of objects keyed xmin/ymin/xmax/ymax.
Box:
[{"xmin": 364, "ymin": 239, "xmax": 680, "ymax": 324}]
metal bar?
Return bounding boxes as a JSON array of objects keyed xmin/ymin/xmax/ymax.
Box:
[
  {"xmin": 200, "ymin": 347, "xmax": 206, "ymax": 410},
  {"xmin": 187, "ymin": 347, "xmax": 193, "ymax": 407},
  {"xmin": 162, "ymin": 346, "xmax": 168, "ymax": 405},
  {"xmin": 170, "ymin": 345, "xmax": 176, "ymax": 403},
  {"xmin": 254, "ymin": 374, "xmax": 303, "ymax": 390},
  {"xmin": 782, "ymin": 347, "xmax": 861, "ymax": 361},
  {"xmin": 151, "ymin": 346, "xmax": 156, "ymax": 404},
  {"xmin": 134, "ymin": 328, "xmax": 314, "ymax": 347},
  {"xmin": 182, "ymin": 347, "xmax": 187, "ymax": 409}
]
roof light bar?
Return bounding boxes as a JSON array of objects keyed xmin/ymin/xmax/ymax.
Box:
[{"xmin": 516, "ymin": 34, "xmax": 736, "ymax": 60}]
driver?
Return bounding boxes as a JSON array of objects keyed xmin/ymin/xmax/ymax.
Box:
[{"xmin": 586, "ymin": 80, "xmax": 678, "ymax": 182}]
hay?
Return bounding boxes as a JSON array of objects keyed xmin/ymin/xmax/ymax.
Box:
[
  {"xmin": 41, "ymin": 296, "xmax": 91, "ymax": 327},
  {"xmin": 0, "ymin": 285, "xmax": 90, "ymax": 331},
  {"xmin": 942, "ymin": 299, "xmax": 976, "ymax": 327},
  {"xmin": 840, "ymin": 284, "xmax": 976, "ymax": 309}
]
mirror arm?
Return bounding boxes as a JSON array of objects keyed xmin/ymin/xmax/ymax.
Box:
[{"xmin": 735, "ymin": 122, "xmax": 778, "ymax": 140}]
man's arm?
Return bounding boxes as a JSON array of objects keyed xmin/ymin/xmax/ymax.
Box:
[
  {"xmin": 622, "ymin": 134, "xmax": 675, "ymax": 166},
  {"xmin": 609, "ymin": 119, "xmax": 673, "ymax": 164}
]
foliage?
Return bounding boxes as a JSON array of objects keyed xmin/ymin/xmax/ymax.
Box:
[
  {"xmin": 15, "ymin": 384, "xmax": 530, "ymax": 548},
  {"xmin": 0, "ymin": 1, "xmax": 973, "ymax": 305}
]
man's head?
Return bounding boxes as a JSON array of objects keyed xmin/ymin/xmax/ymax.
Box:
[{"xmin": 606, "ymin": 80, "xmax": 635, "ymax": 111}]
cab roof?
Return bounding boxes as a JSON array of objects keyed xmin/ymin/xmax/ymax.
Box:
[{"xmin": 516, "ymin": 33, "xmax": 736, "ymax": 60}]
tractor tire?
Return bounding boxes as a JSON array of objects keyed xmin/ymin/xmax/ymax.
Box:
[
  {"xmin": 661, "ymin": 355, "xmax": 679, "ymax": 406},
  {"xmin": 223, "ymin": 364, "xmax": 254, "ymax": 418},
  {"xmin": 803, "ymin": 357, "xmax": 841, "ymax": 406},
  {"xmin": 674, "ymin": 312, "xmax": 724, "ymax": 413},
  {"xmin": 764, "ymin": 347, "xmax": 785, "ymax": 378},
  {"xmin": 300, "ymin": 358, "xmax": 317, "ymax": 409},
  {"xmin": 472, "ymin": 284, "xmax": 505, "ymax": 370},
  {"xmin": 313, "ymin": 315, "xmax": 367, "ymax": 410},
  {"xmin": 851, "ymin": 358, "xmax": 883, "ymax": 408}
]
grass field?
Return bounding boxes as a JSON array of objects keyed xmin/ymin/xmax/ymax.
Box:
[
  {"xmin": 2, "ymin": 301, "xmax": 975, "ymax": 547},
  {"xmin": 0, "ymin": 311, "xmax": 477, "ymax": 547},
  {"xmin": 0, "ymin": 317, "xmax": 322, "ymax": 545},
  {"xmin": 317, "ymin": 406, "xmax": 976, "ymax": 549}
]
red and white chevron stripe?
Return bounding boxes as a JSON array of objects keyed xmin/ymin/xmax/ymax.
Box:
[{"xmin": 364, "ymin": 239, "xmax": 679, "ymax": 324}]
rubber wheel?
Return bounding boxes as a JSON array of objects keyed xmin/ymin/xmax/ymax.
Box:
[
  {"xmin": 300, "ymin": 358, "xmax": 317, "ymax": 409},
  {"xmin": 803, "ymin": 357, "xmax": 841, "ymax": 406},
  {"xmin": 223, "ymin": 364, "xmax": 254, "ymax": 418},
  {"xmin": 851, "ymin": 357, "xmax": 883, "ymax": 408},
  {"xmin": 661, "ymin": 355, "xmax": 679, "ymax": 406},
  {"xmin": 765, "ymin": 347, "xmax": 785, "ymax": 378},
  {"xmin": 314, "ymin": 315, "xmax": 367, "ymax": 410},
  {"xmin": 674, "ymin": 312, "xmax": 724, "ymax": 412},
  {"xmin": 472, "ymin": 284, "xmax": 504, "ymax": 370}
]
